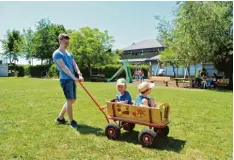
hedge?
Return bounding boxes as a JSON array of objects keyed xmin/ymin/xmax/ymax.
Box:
[
  {"xmin": 11, "ymin": 63, "xmax": 149, "ymax": 80},
  {"xmin": 8, "ymin": 64, "xmax": 26, "ymax": 77},
  {"xmin": 47, "ymin": 63, "xmax": 149, "ymax": 80},
  {"xmin": 28, "ymin": 65, "xmax": 51, "ymax": 77}
]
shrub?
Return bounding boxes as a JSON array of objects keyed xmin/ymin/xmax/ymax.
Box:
[
  {"xmin": 48, "ymin": 64, "xmax": 59, "ymax": 78},
  {"xmin": 28, "ymin": 65, "xmax": 51, "ymax": 77},
  {"xmin": 17, "ymin": 65, "xmax": 25, "ymax": 77}
]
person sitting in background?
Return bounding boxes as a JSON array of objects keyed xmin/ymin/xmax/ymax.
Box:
[
  {"xmin": 210, "ymin": 73, "xmax": 217, "ymax": 88},
  {"xmin": 158, "ymin": 67, "xmax": 164, "ymax": 76},
  {"xmin": 200, "ymin": 68, "xmax": 208, "ymax": 89},
  {"xmin": 195, "ymin": 70, "xmax": 202, "ymax": 86}
]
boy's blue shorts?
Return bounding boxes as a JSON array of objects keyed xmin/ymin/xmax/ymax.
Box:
[{"xmin": 60, "ymin": 79, "xmax": 76, "ymax": 100}]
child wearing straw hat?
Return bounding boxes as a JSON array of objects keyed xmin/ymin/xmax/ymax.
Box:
[{"xmin": 135, "ymin": 82, "xmax": 157, "ymax": 108}]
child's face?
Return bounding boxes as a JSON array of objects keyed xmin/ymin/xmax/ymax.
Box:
[
  {"xmin": 141, "ymin": 88, "xmax": 152, "ymax": 96},
  {"xmin": 117, "ymin": 85, "xmax": 127, "ymax": 93},
  {"xmin": 146, "ymin": 88, "xmax": 152, "ymax": 95}
]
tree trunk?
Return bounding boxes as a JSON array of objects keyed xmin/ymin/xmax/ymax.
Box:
[
  {"xmin": 13, "ymin": 61, "xmax": 16, "ymax": 77},
  {"xmin": 170, "ymin": 62, "xmax": 176, "ymax": 78},
  {"xmin": 41, "ymin": 59, "xmax": 43, "ymax": 65},
  {"xmin": 187, "ymin": 66, "xmax": 190, "ymax": 77},
  {"xmin": 172, "ymin": 65, "xmax": 176, "ymax": 78},
  {"xmin": 9, "ymin": 52, "xmax": 12, "ymax": 64},
  {"xmin": 88, "ymin": 67, "xmax": 92, "ymax": 76}
]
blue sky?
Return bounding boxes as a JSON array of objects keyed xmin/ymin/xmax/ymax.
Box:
[{"xmin": 0, "ymin": 1, "xmax": 177, "ymax": 53}]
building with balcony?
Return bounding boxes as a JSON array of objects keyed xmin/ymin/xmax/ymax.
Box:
[{"xmin": 120, "ymin": 39, "xmax": 165, "ymax": 64}]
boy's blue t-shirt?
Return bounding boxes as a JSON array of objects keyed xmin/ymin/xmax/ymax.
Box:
[
  {"xmin": 116, "ymin": 91, "xmax": 132, "ymax": 104},
  {"xmin": 135, "ymin": 95, "xmax": 151, "ymax": 106},
  {"xmin": 53, "ymin": 49, "xmax": 75, "ymax": 79}
]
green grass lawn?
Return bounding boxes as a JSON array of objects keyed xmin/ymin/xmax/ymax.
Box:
[{"xmin": 0, "ymin": 78, "xmax": 233, "ymax": 160}]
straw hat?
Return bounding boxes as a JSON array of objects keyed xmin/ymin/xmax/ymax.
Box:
[{"xmin": 138, "ymin": 82, "xmax": 155, "ymax": 93}]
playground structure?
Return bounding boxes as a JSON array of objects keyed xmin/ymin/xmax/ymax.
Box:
[
  {"xmin": 77, "ymin": 80, "xmax": 170, "ymax": 148},
  {"xmin": 107, "ymin": 60, "xmax": 133, "ymax": 83}
]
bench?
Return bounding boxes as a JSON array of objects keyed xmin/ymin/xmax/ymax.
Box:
[
  {"xmin": 90, "ymin": 74, "xmax": 106, "ymax": 82},
  {"xmin": 173, "ymin": 78, "xmax": 192, "ymax": 88},
  {"xmin": 148, "ymin": 76, "xmax": 171, "ymax": 86},
  {"xmin": 216, "ymin": 79, "xmax": 229, "ymax": 89}
]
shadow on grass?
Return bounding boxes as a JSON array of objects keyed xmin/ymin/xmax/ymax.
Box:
[
  {"xmin": 120, "ymin": 131, "xmax": 186, "ymax": 152},
  {"xmin": 76, "ymin": 124, "xmax": 105, "ymax": 136},
  {"xmin": 76, "ymin": 124, "xmax": 186, "ymax": 152}
]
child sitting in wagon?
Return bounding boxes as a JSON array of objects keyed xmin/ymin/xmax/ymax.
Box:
[
  {"xmin": 112, "ymin": 78, "xmax": 133, "ymax": 105},
  {"xmin": 135, "ymin": 82, "xmax": 157, "ymax": 108}
]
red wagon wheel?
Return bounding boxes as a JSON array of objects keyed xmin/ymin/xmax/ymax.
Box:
[
  {"xmin": 138, "ymin": 129, "xmax": 156, "ymax": 147},
  {"xmin": 105, "ymin": 123, "xmax": 121, "ymax": 140}
]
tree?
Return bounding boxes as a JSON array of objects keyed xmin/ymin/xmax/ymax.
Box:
[
  {"xmin": 156, "ymin": 1, "xmax": 233, "ymax": 88},
  {"xmin": 23, "ymin": 28, "xmax": 34, "ymax": 65},
  {"xmin": 32, "ymin": 18, "xmax": 66, "ymax": 64},
  {"xmin": 160, "ymin": 48, "xmax": 178, "ymax": 78},
  {"xmin": 69, "ymin": 27, "xmax": 117, "ymax": 76},
  {"xmin": 0, "ymin": 29, "xmax": 24, "ymax": 64}
]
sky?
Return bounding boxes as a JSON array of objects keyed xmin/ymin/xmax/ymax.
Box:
[{"xmin": 0, "ymin": 1, "xmax": 177, "ymax": 54}]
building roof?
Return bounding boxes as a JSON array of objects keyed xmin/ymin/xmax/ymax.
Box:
[
  {"xmin": 119, "ymin": 58, "xmax": 148, "ymax": 62},
  {"xmin": 123, "ymin": 39, "xmax": 164, "ymax": 51},
  {"xmin": 148, "ymin": 55, "xmax": 160, "ymax": 60}
]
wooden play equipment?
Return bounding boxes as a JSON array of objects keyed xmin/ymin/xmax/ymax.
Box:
[
  {"xmin": 77, "ymin": 81, "xmax": 170, "ymax": 148},
  {"xmin": 107, "ymin": 60, "xmax": 133, "ymax": 83},
  {"xmin": 148, "ymin": 76, "xmax": 171, "ymax": 86}
]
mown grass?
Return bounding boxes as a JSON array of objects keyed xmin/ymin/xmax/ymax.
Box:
[{"xmin": 0, "ymin": 78, "xmax": 232, "ymax": 160}]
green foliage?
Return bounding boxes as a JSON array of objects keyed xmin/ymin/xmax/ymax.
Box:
[
  {"xmin": 156, "ymin": 1, "xmax": 233, "ymax": 81},
  {"xmin": 32, "ymin": 18, "xmax": 66, "ymax": 63},
  {"xmin": 23, "ymin": 28, "xmax": 35, "ymax": 65},
  {"xmin": 28, "ymin": 65, "xmax": 51, "ymax": 77},
  {"xmin": 48, "ymin": 64, "xmax": 59, "ymax": 78},
  {"xmin": 0, "ymin": 29, "xmax": 24, "ymax": 63},
  {"xmin": 69, "ymin": 27, "xmax": 118, "ymax": 75}
]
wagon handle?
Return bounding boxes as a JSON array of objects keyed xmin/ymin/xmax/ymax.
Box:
[{"xmin": 77, "ymin": 80, "xmax": 110, "ymax": 123}]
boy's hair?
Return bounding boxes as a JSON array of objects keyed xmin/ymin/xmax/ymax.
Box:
[
  {"xmin": 141, "ymin": 89, "xmax": 150, "ymax": 94},
  {"xmin": 58, "ymin": 33, "xmax": 70, "ymax": 43}
]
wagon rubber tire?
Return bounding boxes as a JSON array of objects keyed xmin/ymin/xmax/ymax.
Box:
[
  {"xmin": 154, "ymin": 126, "xmax": 169, "ymax": 137},
  {"xmin": 138, "ymin": 129, "xmax": 156, "ymax": 147},
  {"xmin": 121, "ymin": 122, "xmax": 135, "ymax": 132},
  {"xmin": 105, "ymin": 123, "xmax": 121, "ymax": 140}
]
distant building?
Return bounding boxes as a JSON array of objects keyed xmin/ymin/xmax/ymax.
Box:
[{"xmin": 120, "ymin": 39, "xmax": 165, "ymax": 64}]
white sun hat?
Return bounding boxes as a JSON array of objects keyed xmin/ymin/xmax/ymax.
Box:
[
  {"xmin": 138, "ymin": 81, "xmax": 155, "ymax": 92},
  {"xmin": 116, "ymin": 78, "xmax": 127, "ymax": 86}
]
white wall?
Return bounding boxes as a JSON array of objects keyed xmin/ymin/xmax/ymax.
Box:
[{"xmin": 0, "ymin": 64, "xmax": 8, "ymax": 77}]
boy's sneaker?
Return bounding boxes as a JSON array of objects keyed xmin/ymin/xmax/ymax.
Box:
[
  {"xmin": 56, "ymin": 117, "xmax": 67, "ymax": 124},
  {"xmin": 69, "ymin": 120, "xmax": 79, "ymax": 128}
]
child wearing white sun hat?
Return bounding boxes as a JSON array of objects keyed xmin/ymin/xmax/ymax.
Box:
[{"xmin": 135, "ymin": 81, "xmax": 157, "ymax": 108}]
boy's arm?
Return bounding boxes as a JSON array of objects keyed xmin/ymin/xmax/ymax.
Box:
[
  {"xmin": 72, "ymin": 59, "xmax": 82, "ymax": 75},
  {"xmin": 72, "ymin": 59, "xmax": 84, "ymax": 81},
  {"xmin": 55, "ymin": 59, "xmax": 77, "ymax": 81}
]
